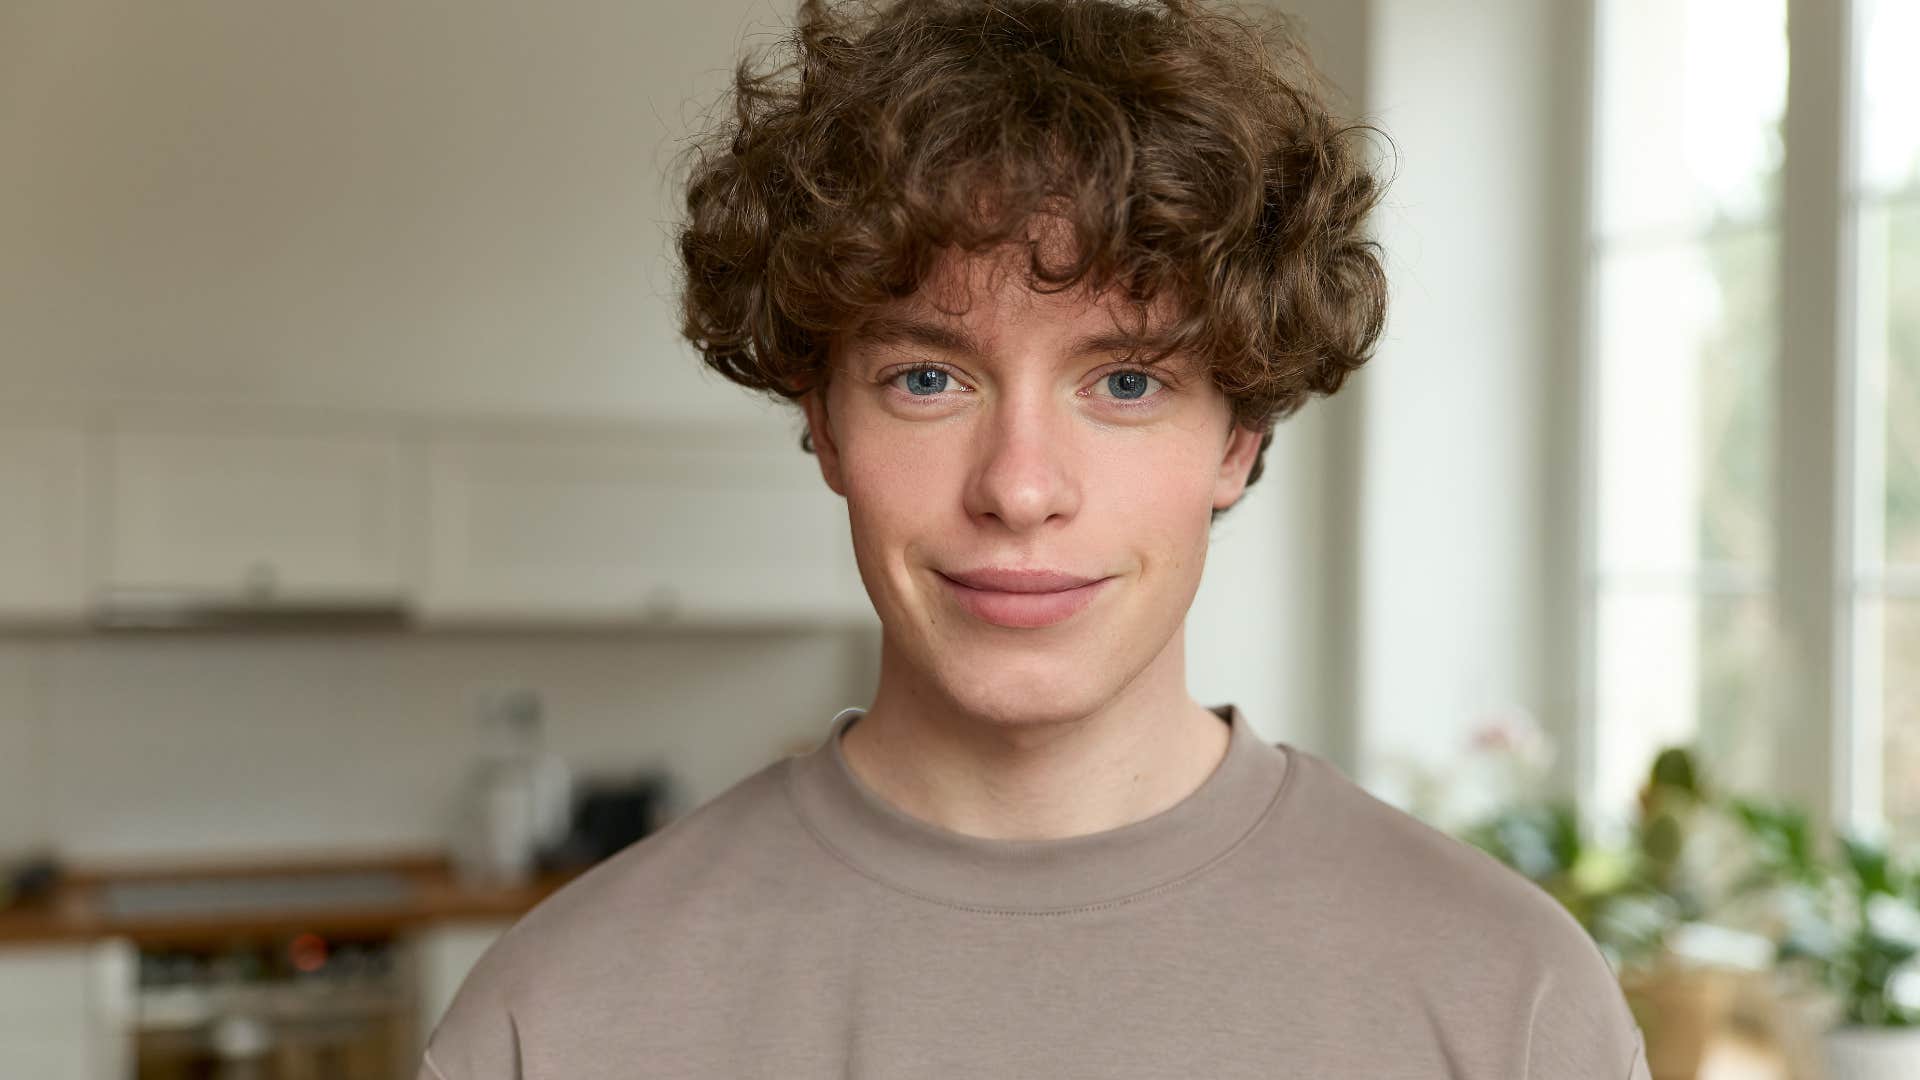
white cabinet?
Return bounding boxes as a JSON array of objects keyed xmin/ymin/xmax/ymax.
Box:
[
  {"xmin": 100, "ymin": 420, "xmax": 419, "ymax": 604},
  {"xmin": 0, "ymin": 940, "xmax": 136, "ymax": 1080},
  {"xmin": 420, "ymin": 425, "xmax": 870, "ymax": 627},
  {"xmin": 0, "ymin": 408, "xmax": 873, "ymax": 631},
  {"xmin": 0, "ymin": 424, "xmax": 90, "ymax": 622}
]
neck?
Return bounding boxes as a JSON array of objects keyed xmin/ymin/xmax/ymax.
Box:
[{"xmin": 839, "ymin": 628, "xmax": 1232, "ymax": 842}]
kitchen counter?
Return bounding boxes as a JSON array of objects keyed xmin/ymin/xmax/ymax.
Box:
[{"xmin": 0, "ymin": 851, "xmax": 583, "ymax": 947}]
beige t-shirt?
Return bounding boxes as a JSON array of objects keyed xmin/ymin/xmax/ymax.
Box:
[{"xmin": 421, "ymin": 703, "xmax": 1652, "ymax": 1079}]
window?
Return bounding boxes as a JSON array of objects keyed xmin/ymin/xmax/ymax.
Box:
[
  {"xmin": 1851, "ymin": 0, "xmax": 1920, "ymax": 835},
  {"xmin": 1585, "ymin": 0, "xmax": 1918, "ymax": 839},
  {"xmin": 1586, "ymin": 0, "xmax": 1789, "ymax": 825}
]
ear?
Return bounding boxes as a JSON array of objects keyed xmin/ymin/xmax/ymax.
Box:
[
  {"xmin": 799, "ymin": 388, "xmax": 847, "ymax": 498},
  {"xmin": 1212, "ymin": 423, "xmax": 1264, "ymax": 512}
]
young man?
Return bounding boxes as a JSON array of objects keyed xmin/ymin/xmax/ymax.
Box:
[{"xmin": 421, "ymin": 1, "xmax": 1653, "ymax": 1077}]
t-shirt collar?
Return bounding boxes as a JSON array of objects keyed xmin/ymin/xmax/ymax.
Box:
[{"xmin": 784, "ymin": 701, "xmax": 1293, "ymax": 913}]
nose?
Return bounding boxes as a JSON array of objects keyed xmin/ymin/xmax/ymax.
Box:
[{"xmin": 960, "ymin": 383, "xmax": 1082, "ymax": 533}]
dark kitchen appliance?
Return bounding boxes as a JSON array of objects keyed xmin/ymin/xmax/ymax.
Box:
[{"xmin": 543, "ymin": 770, "xmax": 675, "ymax": 870}]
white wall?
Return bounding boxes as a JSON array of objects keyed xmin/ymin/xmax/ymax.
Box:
[
  {"xmin": 1345, "ymin": 0, "xmax": 1589, "ymax": 801},
  {"xmin": 0, "ymin": 0, "xmax": 793, "ymax": 425},
  {"xmin": 1187, "ymin": 417, "xmax": 1324, "ymax": 754},
  {"xmin": 0, "ymin": 630, "xmax": 874, "ymax": 862}
]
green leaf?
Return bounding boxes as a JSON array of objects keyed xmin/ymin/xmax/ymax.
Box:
[
  {"xmin": 1844, "ymin": 833, "xmax": 1895, "ymax": 895},
  {"xmin": 1727, "ymin": 798, "xmax": 1818, "ymax": 881}
]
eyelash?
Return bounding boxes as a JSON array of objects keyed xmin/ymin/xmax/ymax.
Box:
[{"xmin": 880, "ymin": 361, "xmax": 1172, "ymax": 411}]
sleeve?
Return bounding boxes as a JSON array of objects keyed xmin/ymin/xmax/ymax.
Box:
[
  {"xmin": 1522, "ymin": 918, "xmax": 1653, "ymax": 1079},
  {"xmin": 412, "ymin": 931, "xmax": 528, "ymax": 1080},
  {"xmin": 416, "ymin": 996, "xmax": 524, "ymax": 1080},
  {"xmin": 1627, "ymin": 1032, "xmax": 1653, "ymax": 1080}
]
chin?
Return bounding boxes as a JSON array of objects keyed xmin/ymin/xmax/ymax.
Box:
[{"xmin": 931, "ymin": 664, "xmax": 1120, "ymax": 727}]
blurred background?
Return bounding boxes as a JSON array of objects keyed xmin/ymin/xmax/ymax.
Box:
[{"xmin": 0, "ymin": 0, "xmax": 1914, "ymax": 1077}]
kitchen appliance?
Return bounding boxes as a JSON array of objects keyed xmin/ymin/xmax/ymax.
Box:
[
  {"xmin": 451, "ymin": 689, "xmax": 572, "ymax": 887},
  {"xmin": 556, "ymin": 772, "xmax": 674, "ymax": 866}
]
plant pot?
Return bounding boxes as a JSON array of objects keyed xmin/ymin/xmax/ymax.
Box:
[
  {"xmin": 1620, "ymin": 962, "xmax": 1802, "ymax": 1079},
  {"xmin": 1822, "ymin": 1026, "xmax": 1920, "ymax": 1080}
]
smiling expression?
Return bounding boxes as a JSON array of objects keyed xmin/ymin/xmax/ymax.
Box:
[{"xmin": 799, "ymin": 230, "xmax": 1263, "ymax": 726}]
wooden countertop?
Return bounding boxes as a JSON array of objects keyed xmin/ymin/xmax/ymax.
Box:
[{"xmin": 0, "ymin": 851, "xmax": 584, "ymax": 948}]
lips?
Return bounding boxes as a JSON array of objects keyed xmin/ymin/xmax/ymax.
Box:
[
  {"xmin": 936, "ymin": 568, "xmax": 1113, "ymax": 629},
  {"xmin": 940, "ymin": 567, "xmax": 1103, "ymax": 593}
]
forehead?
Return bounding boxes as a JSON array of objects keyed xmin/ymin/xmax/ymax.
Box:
[{"xmin": 846, "ymin": 239, "xmax": 1181, "ymax": 360}]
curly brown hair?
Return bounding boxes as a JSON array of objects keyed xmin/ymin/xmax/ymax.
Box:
[{"xmin": 673, "ymin": 0, "xmax": 1389, "ymax": 521}]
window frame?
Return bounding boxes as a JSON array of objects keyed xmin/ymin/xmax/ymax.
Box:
[{"xmin": 1575, "ymin": 0, "xmax": 1870, "ymax": 840}]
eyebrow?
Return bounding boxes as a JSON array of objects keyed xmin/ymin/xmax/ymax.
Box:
[{"xmin": 848, "ymin": 315, "xmax": 1173, "ymax": 365}]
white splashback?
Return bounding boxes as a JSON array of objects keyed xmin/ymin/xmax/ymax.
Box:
[{"xmin": 0, "ymin": 628, "xmax": 875, "ymax": 863}]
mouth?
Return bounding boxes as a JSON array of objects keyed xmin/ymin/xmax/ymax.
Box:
[{"xmin": 935, "ymin": 571, "xmax": 1115, "ymax": 629}]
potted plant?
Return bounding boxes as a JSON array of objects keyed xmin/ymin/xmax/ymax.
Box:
[
  {"xmin": 1397, "ymin": 718, "xmax": 1920, "ymax": 1075},
  {"xmin": 1731, "ymin": 803, "xmax": 1920, "ymax": 1078},
  {"xmin": 1449, "ymin": 742, "xmax": 1774, "ymax": 974},
  {"xmin": 1462, "ymin": 745, "xmax": 1815, "ymax": 1075}
]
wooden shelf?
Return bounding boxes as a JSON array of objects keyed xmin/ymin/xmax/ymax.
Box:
[{"xmin": 0, "ymin": 850, "xmax": 580, "ymax": 948}]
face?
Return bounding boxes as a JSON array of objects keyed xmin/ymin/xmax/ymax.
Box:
[{"xmin": 799, "ymin": 233, "xmax": 1264, "ymax": 728}]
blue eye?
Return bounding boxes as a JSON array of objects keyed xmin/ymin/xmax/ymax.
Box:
[
  {"xmin": 901, "ymin": 367, "xmax": 950, "ymax": 396},
  {"xmin": 885, "ymin": 363, "xmax": 1168, "ymax": 408},
  {"xmin": 1106, "ymin": 371, "xmax": 1152, "ymax": 400},
  {"xmin": 1090, "ymin": 368, "xmax": 1167, "ymax": 406}
]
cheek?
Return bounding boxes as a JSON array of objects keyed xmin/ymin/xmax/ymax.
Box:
[
  {"xmin": 841, "ymin": 440, "xmax": 951, "ymax": 525},
  {"xmin": 835, "ymin": 431, "xmax": 960, "ymax": 581},
  {"xmin": 1094, "ymin": 434, "xmax": 1221, "ymax": 529},
  {"xmin": 1089, "ymin": 437, "xmax": 1221, "ymax": 597}
]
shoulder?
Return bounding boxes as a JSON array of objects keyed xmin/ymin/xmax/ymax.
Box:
[
  {"xmin": 1275, "ymin": 744, "xmax": 1602, "ymax": 957},
  {"xmin": 420, "ymin": 754, "xmax": 807, "ymax": 1075},
  {"xmin": 515, "ymin": 750, "xmax": 803, "ymax": 937},
  {"xmin": 1270, "ymin": 745, "xmax": 1649, "ymax": 1076}
]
